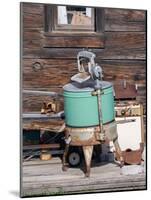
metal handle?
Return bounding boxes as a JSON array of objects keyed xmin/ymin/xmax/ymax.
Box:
[{"xmin": 77, "ymin": 50, "xmax": 96, "ymax": 60}]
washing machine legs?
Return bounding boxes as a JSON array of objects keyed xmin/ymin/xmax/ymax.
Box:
[
  {"xmin": 62, "ymin": 143, "xmax": 69, "ymax": 171},
  {"xmin": 82, "ymin": 145, "xmax": 94, "ymax": 177},
  {"xmin": 113, "ymin": 138, "xmax": 124, "ymax": 167}
]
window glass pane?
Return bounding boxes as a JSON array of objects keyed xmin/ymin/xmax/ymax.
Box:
[{"xmin": 57, "ymin": 6, "xmax": 93, "ymax": 26}]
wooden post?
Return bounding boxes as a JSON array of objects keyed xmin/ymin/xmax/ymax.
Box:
[{"xmin": 140, "ymin": 104, "xmax": 145, "ymax": 153}]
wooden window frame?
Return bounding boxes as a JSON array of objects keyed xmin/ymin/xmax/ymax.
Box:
[
  {"xmin": 45, "ymin": 5, "xmax": 104, "ymax": 34},
  {"xmin": 44, "ymin": 5, "xmax": 105, "ymax": 48},
  {"xmin": 54, "ymin": 6, "xmax": 95, "ymax": 32}
]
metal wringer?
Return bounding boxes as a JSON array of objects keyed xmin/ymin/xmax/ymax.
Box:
[{"xmin": 62, "ymin": 50, "xmax": 124, "ymax": 177}]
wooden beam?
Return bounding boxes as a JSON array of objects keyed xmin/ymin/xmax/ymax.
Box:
[{"xmin": 23, "ymin": 143, "xmax": 61, "ymax": 150}]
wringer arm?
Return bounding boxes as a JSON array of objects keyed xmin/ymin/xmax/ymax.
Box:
[{"xmin": 76, "ymin": 50, "xmax": 103, "ymax": 81}]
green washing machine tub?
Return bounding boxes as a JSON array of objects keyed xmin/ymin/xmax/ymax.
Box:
[{"xmin": 63, "ymin": 81, "xmax": 115, "ymax": 127}]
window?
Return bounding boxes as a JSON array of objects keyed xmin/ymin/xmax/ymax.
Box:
[
  {"xmin": 44, "ymin": 5, "xmax": 105, "ymax": 48},
  {"xmin": 55, "ymin": 6, "xmax": 94, "ymax": 32}
]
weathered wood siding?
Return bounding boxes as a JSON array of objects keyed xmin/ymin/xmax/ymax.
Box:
[{"xmin": 22, "ymin": 3, "xmax": 146, "ymax": 115}]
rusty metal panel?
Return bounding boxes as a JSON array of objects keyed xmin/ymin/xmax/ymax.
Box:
[
  {"xmin": 114, "ymin": 83, "xmax": 137, "ymax": 100},
  {"xmin": 123, "ymin": 150, "xmax": 142, "ymax": 165},
  {"xmin": 116, "ymin": 150, "xmax": 142, "ymax": 165}
]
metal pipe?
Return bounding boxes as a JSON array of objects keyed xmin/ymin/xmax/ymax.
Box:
[
  {"xmin": 116, "ymin": 119, "xmax": 136, "ymax": 124},
  {"xmin": 92, "ymin": 89, "xmax": 105, "ymax": 141},
  {"xmin": 97, "ymin": 89, "xmax": 104, "ymax": 134},
  {"xmin": 23, "ymin": 90, "xmax": 62, "ymax": 97},
  {"xmin": 22, "ymin": 111, "xmax": 64, "ymax": 121}
]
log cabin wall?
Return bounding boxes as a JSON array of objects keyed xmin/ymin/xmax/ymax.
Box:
[{"xmin": 22, "ymin": 3, "xmax": 146, "ymax": 122}]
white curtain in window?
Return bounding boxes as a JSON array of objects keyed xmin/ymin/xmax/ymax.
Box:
[
  {"xmin": 86, "ymin": 8, "xmax": 91, "ymax": 17},
  {"xmin": 58, "ymin": 6, "xmax": 68, "ymax": 24}
]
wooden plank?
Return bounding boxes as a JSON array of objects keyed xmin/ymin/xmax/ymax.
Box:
[
  {"xmin": 105, "ymin": 21, "xmax": 145, "ymax": 32},
  {"xmin": 23, "ymin": 40, "xmax": 41, "ymax": 49},
  {"xmin": 23, "ymin": 70, "xmax": 71, "ymax": 89},
  {"xmin": 23, "ymin": 120, "xmax": 64, "ymax": 131},
  {"xmin": 23, "ymin": 29, "xmax": 43, "ymax": 41},
  {"xmin": 22, "ymin": 13, "xmax": 44, "ymax": 29},
  {"xmin": 105, "ymin": 32, "xmax": 146, "ymax": 49},
  {"xmin": 100, "ymin": 60, "xmax": 146, "ymax": 84},
  {"xmin": 23, "ymin": 144, "xmax": 61, "ymax": 150},
  {"xmin": 99, "ymin": 48, "xmax": 146, "ymax": 60},
  {"xmin": 22, "ymin": 58, "xmax": 77, "ymax": 72},
  {"xmin": 23, "ymin": 179, "xmax": 145, "ymax": 195},
  {"xmin": 104, "ymin": 8, "xmax": 146, "ymax": 32},
  {"xmin": 21, "ymin": 159, "xmax": 146, "ymax": 197},
  {"xmin": 42, "ymin": 35, "xmax": 105, "ymax": 48},
  {"xmin": 105, "ymin": 8, "xmax": 146, "ymax": 22},
  {"xmin": 23, "ymin": 46, "xmax": 146, "ymax": 60},
  {"xmin": 44, "ymin": 5, "xmax": 55, "ymax": 32},
  {"xmin": 96, "ymin": 8, "xmax": 105, "ymax": 33},
  {"xmin": 22, "ymin": 2, "xmax": 44, "ymax": 15}
]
